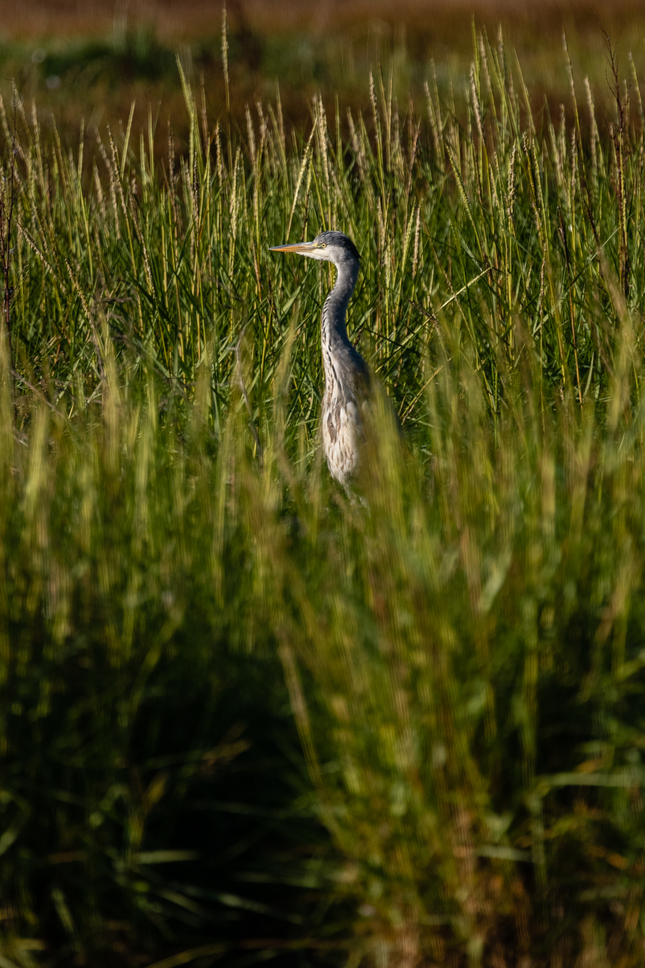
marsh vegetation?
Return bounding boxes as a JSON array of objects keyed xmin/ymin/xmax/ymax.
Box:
[{"xmin": 2, "ymin": 16, "xmax": 645, "ymax": 968}]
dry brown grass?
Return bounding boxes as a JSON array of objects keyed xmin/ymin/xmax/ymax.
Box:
[{"xmin": 0, "ymin": 0, "xmax": 644, "ymax": 39}]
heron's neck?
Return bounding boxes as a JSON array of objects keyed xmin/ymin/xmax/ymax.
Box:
[{"xmin": 321, "ymin": 260, "xmax": 358, "ymax": 358}]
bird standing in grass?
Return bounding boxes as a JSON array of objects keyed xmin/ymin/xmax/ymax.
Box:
[{"xmin": 270, "ymin": 231, "xmax": 369, "ymax": 490}]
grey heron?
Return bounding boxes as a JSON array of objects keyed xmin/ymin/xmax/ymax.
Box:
[{"xmin": 270, "ymin": 231, "xmax": 369, "ymax": 490}]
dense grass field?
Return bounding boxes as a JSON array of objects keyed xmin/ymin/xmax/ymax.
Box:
[{"xmin": 3, "ymin": 17, "xmax": 645, "ymax": 968}]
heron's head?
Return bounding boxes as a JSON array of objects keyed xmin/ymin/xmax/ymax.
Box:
[{"xmin": 270, "ymin": 230, "xmax": 360, "ymax": 267}]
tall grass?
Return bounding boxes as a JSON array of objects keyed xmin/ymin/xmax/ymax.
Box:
[{"xmin": 2, "ymin": 26, "xmax": 645, "ymax": 968}]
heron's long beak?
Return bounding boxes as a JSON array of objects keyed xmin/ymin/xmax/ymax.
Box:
[{"xmin": 269, "ymin": 241, "xmax": 318, "ymax": 254}]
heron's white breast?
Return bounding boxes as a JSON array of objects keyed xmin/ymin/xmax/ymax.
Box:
[{"xmin": 322, "ymin": 395, "xmax": 363, "ymax": 488}]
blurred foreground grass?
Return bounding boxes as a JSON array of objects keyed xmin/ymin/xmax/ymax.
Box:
[{"xmin": 2, "ymin": 21, "xmax": 645, "ymax": 968}]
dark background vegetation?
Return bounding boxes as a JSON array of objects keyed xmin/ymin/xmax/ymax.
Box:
[{"xmin": 1, "ymin": 0, "xmax": 645, "ymax": 149}]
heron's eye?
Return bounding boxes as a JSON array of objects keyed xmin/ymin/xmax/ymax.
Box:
[{"xmin": 318, "ymin": 243, "xmax": 327, "ymax": 248}]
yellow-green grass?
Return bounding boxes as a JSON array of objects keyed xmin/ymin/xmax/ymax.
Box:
[{"xmin": 2, "ymin": 23, "xmax": 645, "ymax": 968}]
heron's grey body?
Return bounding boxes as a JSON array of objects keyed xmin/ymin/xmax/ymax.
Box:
[{"xmin": 270, "ymin": 231, "xmax": 369, "ymax": 489}]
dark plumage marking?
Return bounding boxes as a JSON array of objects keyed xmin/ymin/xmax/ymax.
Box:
[{"xmin": 326, "ymin": 409, "xmax": 337, "ymax": 443}]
